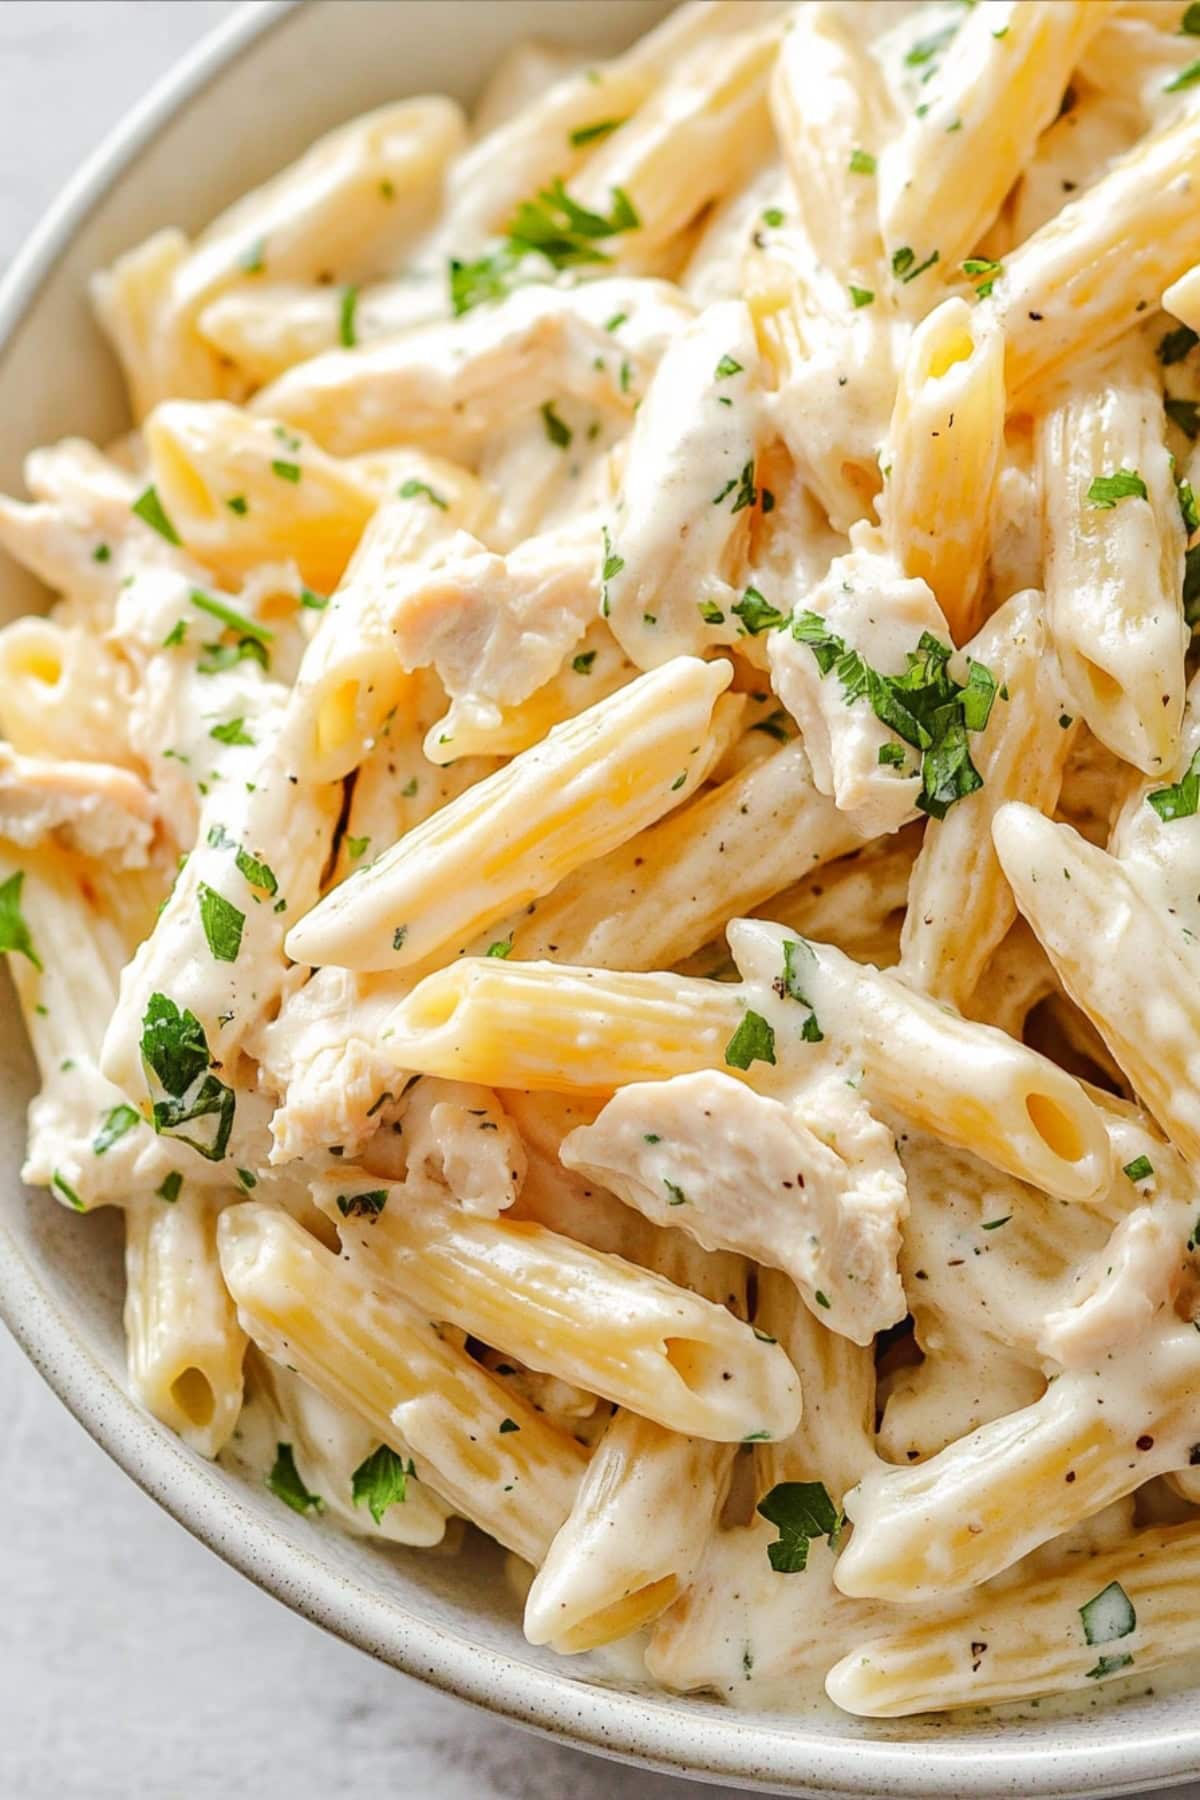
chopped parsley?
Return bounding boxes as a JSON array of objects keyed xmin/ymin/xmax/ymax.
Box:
[
  {"xmin": 663, "ymin": 1178, "xmax": 687, "ymax": 1206},
  {"xmin": 336, "ymin": 1189, "xmax": 389, "ymax": 1220},
  {"xmin": 131, "ymin": 485, "xmax": 181, "ymax": 545},
  {"xmin": 346, "ymin": 835, "xmax": 370, "ymax": 861},
  {"xmin": 486, "ymin": 937, "xmax": 513, "ymax": 958},
  {"xmin": 226, "ymin": 495, "xmax": 248, "ymax": 515},
  {"xmin": 849, "ymin": 285, "xmax": 875, "ymax": 309},
  {"xmin": 1080, "ymin": 1580, "xmax": 1136, "ymax": 1649},
  {"xmin": 51, "ymin": 1171, "xmax": 85, "ymax": 1211},
  {"xmin": 731, "ymin": 586, "xmax": 786, "ymax": 635},
  {"xmin": 892, "ymin": 246, "xmax": 940, "ymax": 283},
  {"xmin": 600, "ymin": 524, "xmax": 624, "ymax": 616},
  {"xmin": 776, "ymin": 939, "xmax": 824, "ymax": 1042},
  {"xmin": 756, "ymin": 1481, "xmax": 841, "ymax": 1573},
  {"xmin": 962, "ymin": 256, "xmax": 1003, "ymax": 299},
  {"xmin": 1123, "ymin": 1155, "xmax": 1154, "ymax": 1182},
  {"xmin": 761, "ymin": 207, "xmax": 785, "ymax": 227},
  {"xmin": 234, "ymin": 846, "xmax": 278, "ymax": 896},
  {"xmin": 189, "ymin": 587, "xmax": 273, "ymax": 647},
  {"xmin": 1180, "ymin": 477, "xmax": 1199, "ymax": 536},
  {"xmin": 448, "ymin": 180, "xmax": 639, "ymax": 316},
  {"xmin": 351, "ymin": 1444, "xmax": 416, "ymax": 1523},
  {"xmin": 300, "ymin": 584, "xmax": 328, "ymax": 609},
  {"xmin": 1086, "ymin": 469, "xmax": 1147, "ymax": 508},
  {"xmin": 392, "ymin": 925, "xmax": 408, "ymax": 951},
  {"xmin": 724, "ymin": 1009, "xmax": 777, "ymax": 1070},
  {"xmin": 267, "ymin": 1443, "xmax": 323, "ymax": 1515},
  {"xmin": 93, "ymin": 543, "xmax": 111, "ymax": 563},
  {"xmin": 1165, "ymin": 57, "xmax": 1200, "ymax": 92},
  {"xmin": 209, "ymin": 716, "xmax": 254, "ymax": 746},
  {"xmin": 198, "ymin": 884, "xmax": 245, "ymax": 963},
  {"xmin": 540, "ymin": 400, "xmax": 572, "ymax": 448},
  {"xmin": 698, "ymin": 599, "xmax": 725, "ymax": 624},
  {"xmin": 569, "ymin": 118, "xmax": 625, "ymax": 146},
  {"xmin": 1183, "ymin": 3, "xmax": 1200, "ymax": 34},
  {"xmin": 498, "ymin": 1417, "xmax": 520, "ymax": 1434},
  {"xmin": 155, "ymin": 1170, "xmax": 183, "ymax": 1204},
  {"xmin": 1148, "ymin": 748, "xmax": 1200, "ymax": 820},
  {"xmin": 139, "ymin": 993, "xmax": 235, "ymax": 1161},
  {"xmin": 981, "ymin": 1214, "xmax": 1012, "ymax": 1231},
  {"xmin": 904, "ymin": 21, "xmax": 957, "ymax": 68},
  {"xmin": 848, "ymin": 148, "xmax": 876, "ymax": 176},
  {"xmin": 1086, "ymin": 1653, "xmax": 1133, "ymax": 1681},
  {"xmin": 93, "ymin": 1103, "xmax": 141, "ymax": 1155},
  {"xmin": 338, "ymin": 285, "xmax": 359, "ymax": 348},
  {"xmin": 791, "ymin": 616, "xmax": 996, "ymax": 819},
  {"xmin": 0, "ymin": 870, "xmax": 42, "ymax": 970},
  {"xmin": 398, "ymin": 476, "xmax": 448, "ymax": 510},
  {"xmin": 572, "ymin": 649, "xmax": 596, "ymax": 674},
  {"xmin": 715, "ymin": 354, "xmax": 744, "ymax": 379},
  {"xmin": 271, "ymin": 458, "xmax": 302, "ymax": 483}
]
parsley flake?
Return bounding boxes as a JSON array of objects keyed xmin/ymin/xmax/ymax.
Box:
[
  {"xmin": 93, "ymin": 1103, "xmax": 141, "ymax": 1155},
  {"xmin": 0, "ymin": 870, "xmax": 42, "ymax": 970},
  {"xmin": 351, "ymin": 1444, "xmax": 416, "ymax": 1522},
  {"xmin": 1087, "ymin": 469, "xmax": 1147, "ymax": 508},
  {"xmin": 725, "ymin": 1009, "xmax": 777, "ymax": 1070},
  {"xmin": 756, "ymin": 1481, "xmax": 841, "ymax": 1573},
  {"xmin": 267, "ymin": 1443, "xmax": 323, "ymax": 1515},
  {"xmin": 1148, "ymin": 748, "xmax": 1200, "ymax": 820},
  {"xmin": 131, "ymin": 485, "xmax": 181, "ymax": 545}
]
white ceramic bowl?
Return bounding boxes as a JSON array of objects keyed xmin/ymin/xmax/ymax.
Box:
[{"xmin": 1, "ymin": 6, "xmax": 1197, "ymax": 1795}]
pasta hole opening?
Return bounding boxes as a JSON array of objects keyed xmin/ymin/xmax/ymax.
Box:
[
  {"xmin": 663, "ymin": 1334, "xmax": 731, "ymax": 1399},
  {"xmin": 1025, "ymin": 1091, "xmax": 1085, "ymax": 1163},
  {"xmin": 926, "ymin": 327, "xmax": 975, "ymax": 381},
  {"xmin": 170, "ymin": 1365, "xmax": 215, "ymax": 1429},
  {"xmin": 1077, "ymin": 657, "xmax": 1122, "ymax": 708},
  {"xmin": 404, "ymin": 982, "xmax": 462, "ymax": 1031},
  {"xmin": 555, "ymin": 1577, "xmax": 679, "ymax": 1653},
  {"xmin": 151, "ymin": 435, "xmax": 217, "ymax": 524},
  {"xmin": 315, "ymin": 679, "xmax": 360, "ymax": 757},
  {"xmin": 14, "ymin": 644, "xmax": 62, "ymax": 687}
]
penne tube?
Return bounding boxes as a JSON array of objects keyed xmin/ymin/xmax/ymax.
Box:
[
  {"xmin": 880, "ymin": 297, "xmax": 1005, "ymax": 645},
  {"xmin": 898, "ymin": 589, "xmax": 1074, "ymax": 1009},
  {"xmin": 768, "ymin": 2, "xmax": 892, "ymax": 286},
  {"xmin": 217, "ymin": 1203, "xmax": 586, "ymax": 1565},
  {"xmin": 993, "ymin": 800, "xmax": 1200, "ymax": 1165},
  {"xmin": 123, "ymin": 1191, "xmax": 246, "ymax": 1458},
  {"xmin": 1035, "ymin": 340, "xmax": 1186, "ymax": 773},
  {"xmin": 569, "ymin": 20, "xmax": 781, "ymax": 256},
  {"xmin": 523, "ymin": 1411, "xmax": 732, "ymax": 1652},
  {"xmin": 836, "ymin": 1322, "xmax": 1200, "ymax": 1602},
  {"xmin": 374, "ymin": 958, "xmax": 749, "ymax": 1096},
  {"xmin": 287, "ymin": 471, "xmax": 492, "ymax": 785},
  {"xmin": 143, "ymin": 401, "xmax": 379, "ymax": 594},
  {"xmin": 879, "ymin": 2, "xmax": 1105, "ymax": 278},
  {"xmin": 285, "ymin": 657, "xmax": 736, "ymax": 972},
  {"xmin": 92, "ymin": 100, "xmax": 465, "ymax": 418},
  {"xmin": 252, "ymin": 282, "xmax": 649, "ymax": 461},
  {"xmin": 728, "ymin": 919, "xmax": 1112, "ymax": 1204},
  {"xmin": 510, "ymin": 741, "xmax": 864, "ymax": 970},
  {"xmin": 249, "ymin": 1353, "xmax": 451, "ymax": 1548},
  {"xmin": 319, "ymin": 1175, "xmax": 800, "ymax": 1443},
  {"xmin": 999, "ymin": 98, "xmax": 1200, "ymax": 400},
  {"xmin": 829, "ymin": 1520, "xmax": 1200, "ymax": 1717}
]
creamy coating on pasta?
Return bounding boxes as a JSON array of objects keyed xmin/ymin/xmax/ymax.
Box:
[{"xmin": 10, "ymin": 0, "xmax": 1200, "ymax": 1722}]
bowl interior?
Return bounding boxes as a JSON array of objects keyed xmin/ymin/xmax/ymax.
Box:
[{"xmin": 1, "ymin": 5, "xmax": 1197, "ymax": 1795}]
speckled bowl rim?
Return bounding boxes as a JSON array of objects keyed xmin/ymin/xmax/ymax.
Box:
[{"xmin": 2, "ymin": 6, "xmax": 1200, "ymax": 1795}]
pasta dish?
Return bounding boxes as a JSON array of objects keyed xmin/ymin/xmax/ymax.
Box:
[{"xmin": 6, "ymin": 0, "xmax": 1200, "ymax": 1720}]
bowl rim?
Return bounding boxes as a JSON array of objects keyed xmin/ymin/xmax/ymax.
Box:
[{"xmin": 1, "ymin": 5, "xmax": 1199, "ymax": 1794}]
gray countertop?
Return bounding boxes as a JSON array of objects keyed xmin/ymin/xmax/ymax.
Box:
[{"xmin": 0, "ymin": 8, "xmax": 1197, "ymax": 1799}]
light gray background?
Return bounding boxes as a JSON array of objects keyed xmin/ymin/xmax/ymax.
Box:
[{"xmin": 0, "ymin": 8, "xmax": 1195, "ymax": 1800}]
